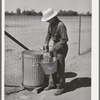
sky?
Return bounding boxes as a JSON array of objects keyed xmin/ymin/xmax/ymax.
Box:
[{"xmin": 5, "ymin": 0, "xmax": 91, "ymax": 13}]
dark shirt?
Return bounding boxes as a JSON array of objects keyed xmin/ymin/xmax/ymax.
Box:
[{"xmin": 45, "ymin": 18, "xmax": 68, "ymax": 52}]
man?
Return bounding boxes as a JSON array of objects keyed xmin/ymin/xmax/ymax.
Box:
[{"xmin": 41, "ymin": 8, "xmax": 69, "ymax": 95}]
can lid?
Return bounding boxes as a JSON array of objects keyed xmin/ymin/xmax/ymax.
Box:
[{"xmin": 22, "ymin": 50, "xmax": 43, "ymax": 56}]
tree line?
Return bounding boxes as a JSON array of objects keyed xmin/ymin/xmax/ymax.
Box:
[{"xmin": 5, "ymin": 8, "xmax": 91, "ymax": 16}]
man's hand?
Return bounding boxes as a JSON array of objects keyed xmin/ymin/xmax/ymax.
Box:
[
  {"xmin": 43, "ymin": 44, "xmax": 49, "ymax": 52},
  {"xmin": 49, "ymin": 48, "xmax": 54, "ymax": 57}
]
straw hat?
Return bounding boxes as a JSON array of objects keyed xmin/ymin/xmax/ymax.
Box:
[{"xmin": 41, "ymin": 8, "xmax": 58, "ymax": 22}]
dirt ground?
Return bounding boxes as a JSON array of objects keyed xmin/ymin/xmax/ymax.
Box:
[{"xmin": 5, "ymin": 51, "xmax": 91, "ymax": 100}]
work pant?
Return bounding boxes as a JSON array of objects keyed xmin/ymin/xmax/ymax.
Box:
[{"xmin": 48, "ymin": 43, "xmax": 68, "ymax": 89}]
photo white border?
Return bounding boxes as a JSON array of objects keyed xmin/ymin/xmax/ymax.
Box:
[
  {"xmin": 2, "ymin": 0, "xmax": 99, "ymax": 100},
  {"xmin": 92, "ymin": 0, "xmax": 99, "ymax": 100},
  {"xmin": 2, "ymin": 0, "xmax": 5, "ymax": 99}
]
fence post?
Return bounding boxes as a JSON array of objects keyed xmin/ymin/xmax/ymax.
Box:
[{"xmin": 78, "ymin": 15, "xmax": 81, "ymax": 55}]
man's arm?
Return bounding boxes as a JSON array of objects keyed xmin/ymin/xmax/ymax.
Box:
[{"xmin": 52, "ymin": 22, "xmax": 68, "ymax": 51}]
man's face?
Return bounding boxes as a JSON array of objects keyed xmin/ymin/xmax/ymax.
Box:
[{"xmin": 47, "ymin": 17, "xmax": 55, "ymax": 24}]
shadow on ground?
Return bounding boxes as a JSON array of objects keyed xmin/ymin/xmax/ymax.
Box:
[
  {"xmin": 65, "ymin": 72, "xmax": 77, "ymax": 78},
  {"xmin": 64, "ymin": 77, "xmax": 91, "ymax": 93},
  {"xmin": 60, "ymin": 72, "xmax": 91, "ymax": 94}
]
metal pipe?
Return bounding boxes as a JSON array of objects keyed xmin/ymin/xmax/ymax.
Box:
[{"xmin": 5, "ymin": 31, "xmax": 29, "ymax": 50}]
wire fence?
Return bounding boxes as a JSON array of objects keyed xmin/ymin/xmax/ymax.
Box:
[{"xmin": 5, "ymin": 15, "xmax": 91, "ymax": 86}]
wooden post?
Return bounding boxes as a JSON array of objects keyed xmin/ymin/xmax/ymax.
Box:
[{"xmin": 78, "ymin": 15, "xmax": 81, "ymax": 55}]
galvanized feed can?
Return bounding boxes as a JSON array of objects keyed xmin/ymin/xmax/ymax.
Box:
[{"xmin": 22, "ymin": 50, "xmax": 44, "ymax": 88}]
